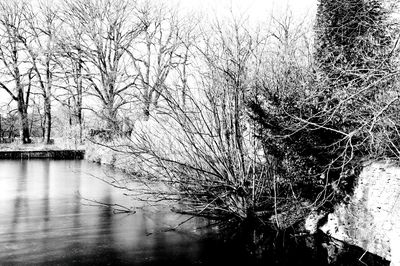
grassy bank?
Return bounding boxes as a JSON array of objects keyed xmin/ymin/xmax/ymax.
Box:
[
  {"xmin": 85, "ymin": 138, "xmax": 142, "ymax": 175},
  {"xmin": 0, "ymin": 137, "xmax": 84, "ymax": 151}
]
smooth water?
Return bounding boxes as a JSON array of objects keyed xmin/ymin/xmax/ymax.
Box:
[
  {"xmin": 0, "ymin": 160, "xmax": 390, "ymax": 265},
  {"xmin": 0, "ymin": 160, "xmax": 224, "ymax": 265}
]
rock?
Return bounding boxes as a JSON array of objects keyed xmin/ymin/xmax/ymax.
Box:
[
  {"xmin": 317, "ymin": 161, "xmax": 400, "ymax": 263},
  {"xmin": 304, "ymin": 211, "xmax": 326, "ymax": 234},
  {"xmin": 304, "ymin": 210, "xmax": 326, "ymax": 234},
  {"xmin": 322, "ymin": 239, "xmax": 345, "ymax": 264}
]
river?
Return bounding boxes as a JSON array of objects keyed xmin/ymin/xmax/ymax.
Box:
[{"xmin": 0, "ymin": 159, "xmax": 390, "ymax": 265}]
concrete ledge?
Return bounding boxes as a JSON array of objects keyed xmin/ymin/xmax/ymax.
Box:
[{"xmin": 0, "ymin": 150, "xmax": 85, "ymax": 159}]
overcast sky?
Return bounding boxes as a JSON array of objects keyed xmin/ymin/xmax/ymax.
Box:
[{"xmin": 174, "ymin": 0, "xmax": 318, "ymax": 22}]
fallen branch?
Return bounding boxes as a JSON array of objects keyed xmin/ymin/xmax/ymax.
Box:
[{"xmin": 78, "ymin": 193, "xmax": 136, "ymax": 214}]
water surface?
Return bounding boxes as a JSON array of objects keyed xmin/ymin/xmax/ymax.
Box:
[
  {"xmin": 0, "ymin": 159, "xmax": 390, "ymax": 266},
  {"xmin": 0, "ymin": 160, "xmax": 226, "ymax": 265}
]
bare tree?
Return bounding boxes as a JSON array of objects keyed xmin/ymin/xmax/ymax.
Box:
[
  {"xmin": 62, "ymin": 0, "xmax": 141, "ymax": 131},
  {"xmin": 19, "ymin": 2, "xmax": 61, "ymax": 144},
  {"xmin": 0, "ymin": 105, "xmax": 20, "ymax": 142},
  {"xmin": 130, "ymin": 1, "xmax": 187, "ymax": 120},
  {"xmin": 106, "ymin": 15, "xmax": 268, "ymax": 221},
  {"xmin": 0, "ymin": 0, "xmax": 33, "ymax": 144},
  {"xmin": 55, "ymin": 15, "xmax": 86, "ymax": 143},
  {"xmin": 173, "ymin": 15, "xmax": 199, "ymax": 110}
]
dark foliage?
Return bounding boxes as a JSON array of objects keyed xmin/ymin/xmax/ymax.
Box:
[
  {"xmin": 248, "ymin": 0, "xmax": 399, "ymax": 211},
  {"xmin": 315, "ymin": 0, "xmax": 396, "ymax": 85}
]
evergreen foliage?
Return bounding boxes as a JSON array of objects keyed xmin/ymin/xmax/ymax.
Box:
[
  {"xmin": 248, "ymin": 0, "xmax": 399, "ymax": 213},
  {"xmin": 315, "ymin": 0, "xmax": 396, "ymax": 84}
]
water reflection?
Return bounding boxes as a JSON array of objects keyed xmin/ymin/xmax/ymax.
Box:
[
  {"xmin": 0, "ymin": 160, "xmax": 391, "ymax": 266},
  {"xmin": 11, "ymin": 160, "xmax": 28, "ymax": 235},
  {"xmin": 0, "ymin": 160, "xmax": 221, "ymax": 265}
]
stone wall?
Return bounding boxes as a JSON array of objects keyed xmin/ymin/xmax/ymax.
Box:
[{"xmin": 319, "ymin": 161, "xmax": 400, "ymax": 265}]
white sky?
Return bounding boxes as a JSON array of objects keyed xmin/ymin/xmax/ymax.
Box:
[{"xmin": 174, "ymin": 0, "xmax": 318, "ymax": 21}]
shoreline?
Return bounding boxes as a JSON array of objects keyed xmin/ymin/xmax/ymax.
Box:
[{"xmin": 0, "ymin": 149, "xmax": 85, "ymax": 159}]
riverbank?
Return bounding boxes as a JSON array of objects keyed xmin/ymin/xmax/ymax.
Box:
[
  {"xmin": 0, "ymin": 140, "xmax": 85, "ymax": 159},
  {"xmin": 84, "ymin": 142, "xmax": 392, "ymax": 265},
  {"xmin": 0, "ymin": 150, "xmax": 85, "ymax": 159},
  {"xmin": 85, "ymin": 139, "xmax": 142, "ymax": 174}
]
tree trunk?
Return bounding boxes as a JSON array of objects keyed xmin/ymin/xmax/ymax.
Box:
[
  {"xmin": 104, "ymin": 101, "xmax": 119, "ymax": 132},
  {"xmin": 43, "ymin": 47, "xmax": 53, "ymax": 144},
  {"xmin": 17, "ymin": 96, "xmax": 31, "ymax": 144},
  {"xmin": 0, "ymin": 114, "xmax": 2, "ymax": 141},
  {"xmin": 142, "ymin": 98, "xmax": 151, "ymax": 121},
  {"xmin": 76, "ymin": 61, "xmax": 83, "ymax": 143},
  {"xmin": 181, "ymin": 49, "xmax": 189, "ymax": 109},
  {"xmin": 44, "ymin": 93, "xmax": 51, "ymax": 144},
  {"xmin": 78, "ymin": 107, "xmax": 83, "ymax": 143}
]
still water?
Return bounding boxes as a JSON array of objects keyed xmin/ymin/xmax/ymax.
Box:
[
  {"xmin": 0, "ymin": 160, "xmax": 224, "ymax": 265},
  {"xmin": 0, "ymin": 160, "xmax": 390, "ymax": 265}
]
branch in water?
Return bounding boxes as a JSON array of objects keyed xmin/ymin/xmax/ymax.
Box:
[{"xmin": 78, "ymin": 193, "xmax": 136, "ymax": 214}]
